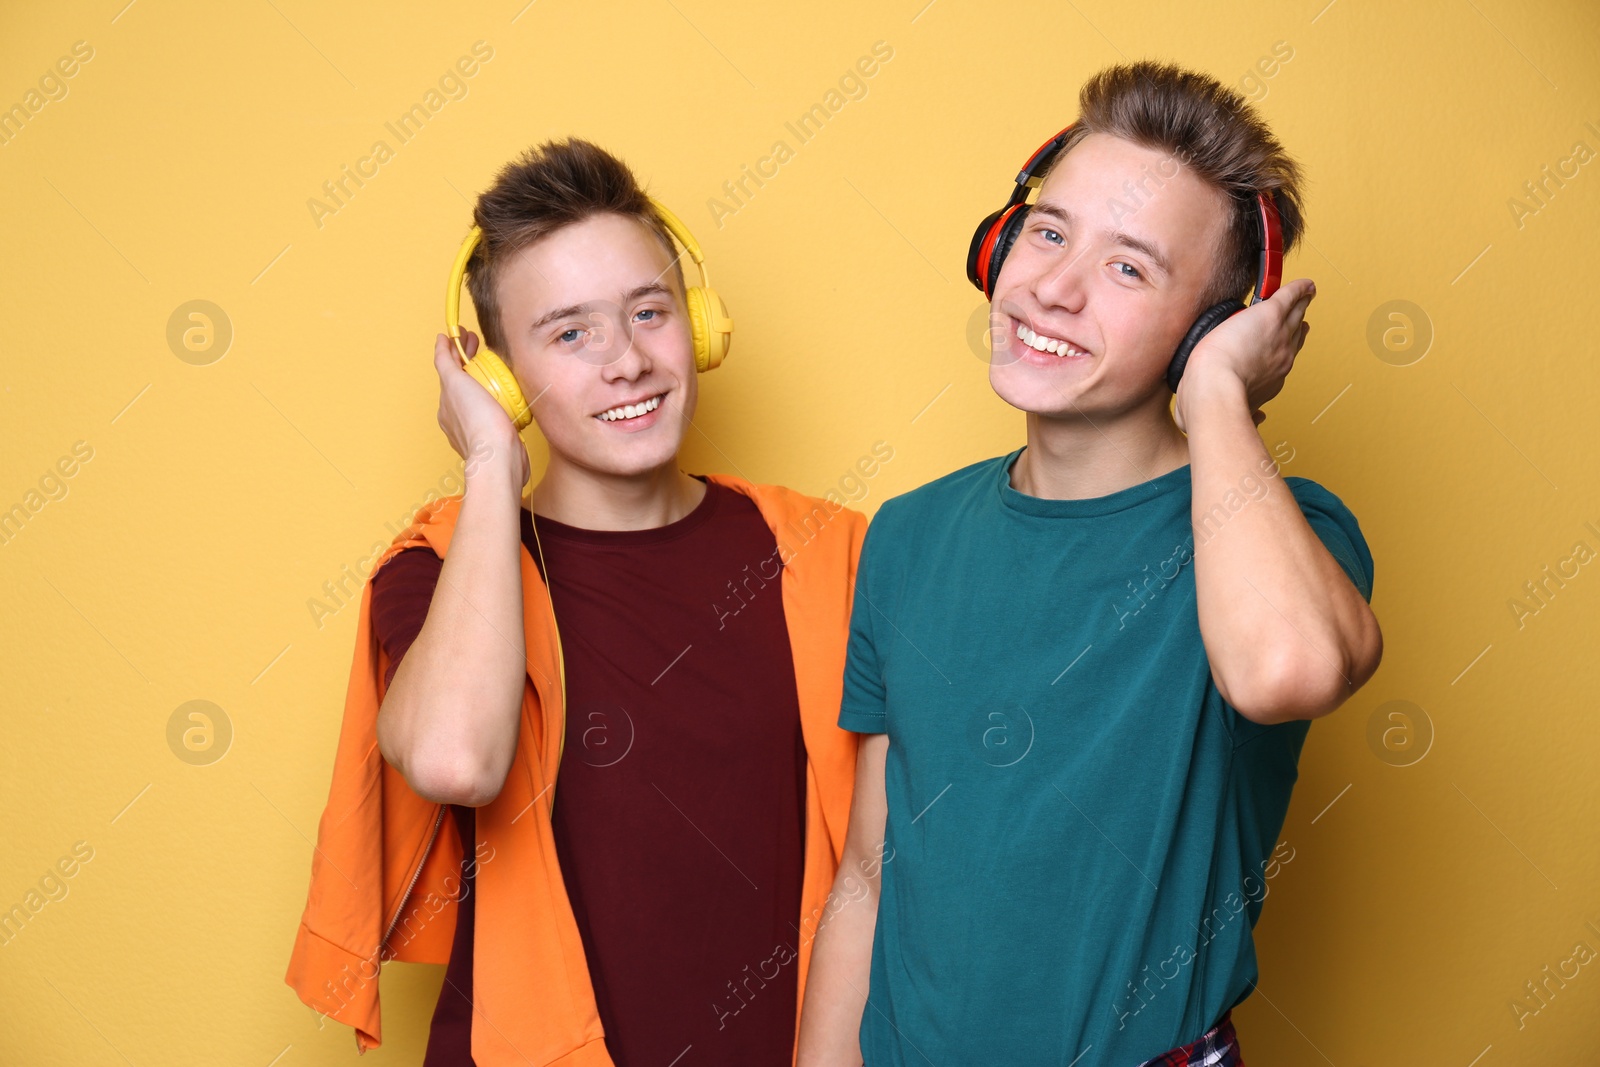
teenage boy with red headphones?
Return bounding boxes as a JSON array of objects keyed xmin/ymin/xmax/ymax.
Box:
[{"xmin": 798, "ymin": 61, "xmax": 1381, "ymax": 1066}]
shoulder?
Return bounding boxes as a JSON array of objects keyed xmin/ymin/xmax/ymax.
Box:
[
  {"xmin": 368, "ymin": 545, "xmax": 443, "ymax": 648},
  {"xmin": 377, "ymin": 492, "xmax": 464, "ymax": 567},
  {"xmin": 844, "ymin": 453, "xmax": 1013, "ymax": 587},
  {"xmin": 1282, "ymin": 475, "xmax": 1366, "ymax": 538},
  {"xmin": 871, "ymin": 452, "xmax": 1012, "ymax": 532},
  {"xmin": 1283, "ymin": 475, "xmax": 1374, "ymax": 600},
  {"xmin": 373, "ymin": 544, "xmax": 442, "ymax": 585},
  {"xmin": 707, "ymin": 474, "xmax": 869, "ymax": 548},
  {"xmin": 412, "ymin": 491, "xmax": 465, "ymax": 534},
  {"xmin": 1283, "ymin": 474, "xmax": 1353, "ymax": 511}
]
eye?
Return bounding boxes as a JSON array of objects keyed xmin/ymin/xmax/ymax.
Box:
[
  {"xmin": 1040, "ymin": 227, "xmax": 1065, "ymax": 246},
  {"xmin": 557, "ymin": 327, "xmax": 582, "ymax": 344},
  {"xmin": 1113, "ymin": 261, "xmax": 1143, "ymax": 280},
  {"xmin": 634, "ymin": 308, "xmax": 661, "ymax": 323}
]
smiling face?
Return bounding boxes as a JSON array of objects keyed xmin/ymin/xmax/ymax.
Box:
[
  {"xmin": 494, "ymin": 212, "xmax": 696, "ymax": 479},
  {"xmin": 987, "ymin": 131, "xmax": 1233, "ymax": 419}
]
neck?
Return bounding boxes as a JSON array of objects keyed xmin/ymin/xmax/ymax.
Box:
[
  {"xmin": 1011, "ymin": 390, "xmax": 1190, "ymax": 501},
  {"xmin": 528, "ymin": 453, "xmax": 707, "ymax": 531}
]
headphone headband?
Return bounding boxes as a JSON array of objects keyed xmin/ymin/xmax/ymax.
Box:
[
  {"xmin": 648, "ymin": 198, "xmax": 708, "ymax": 275},
  {"xmin": 1009, "ymin": 124, "xmax": 1080, "ymax": 203},
  {"xmin": 445, "ymin": 196, "xmax": 713, "ymax": 364},
  {"xmin": 445, "ymin": 224, "xmax": 480, "ymax": 364}
]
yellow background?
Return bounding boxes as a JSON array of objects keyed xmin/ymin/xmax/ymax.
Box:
[{"xmin": 3, "ymin": 0, "xmax": 1597, "ymax": 1063}]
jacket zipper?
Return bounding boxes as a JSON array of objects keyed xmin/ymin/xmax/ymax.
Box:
[{"xmin": 379, "ymin": 802, "xmax": 445, "ymax": 957}]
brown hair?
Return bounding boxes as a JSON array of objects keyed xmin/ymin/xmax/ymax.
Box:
[
  {"xmin": 466, "ymin": 137, "xmax": 684, "ymax": 354},
  {"xmin": 1043, "ymin": 60, "xmax": 1306, "ymax": 312}
]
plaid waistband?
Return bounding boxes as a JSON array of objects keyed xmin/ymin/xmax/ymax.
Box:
[{"xmin": 1134, "ymin": 1009, "xmax": 1244, "ymax": 1067}]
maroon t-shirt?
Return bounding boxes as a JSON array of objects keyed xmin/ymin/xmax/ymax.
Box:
[{"xmin": 370, "ymin": 479, "xmax": 807, "ymax": 1066}]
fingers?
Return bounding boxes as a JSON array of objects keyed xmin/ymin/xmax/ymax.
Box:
[
  {"xmin": 1268, "ymin": 276, "xmax": 1313, "ymax": 321},
  {"xmin": 1277, "ymin": 277, "xmax": 1316, "ymax": 305},
  {"xmin": 435, "ymin": 331, "xmax": 481, "ymax": 376},
  {"xmin": 434, "ymin": 333, "xmax": 459, "ymax": 377},
  {"xmin": 1282, "ymin": 280, "xmax": 1314, "ymax": 331}
]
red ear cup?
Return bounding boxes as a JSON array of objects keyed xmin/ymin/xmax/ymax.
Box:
[
  {"xmin": 967, "ymin": 204, "xmax": 1029, "ymax": 298},
  {"xmin": 968, "ymin": 123, "xmax": 1078, "ymax": 297},
  {"xmin": 985, "ymin": 206, "xmax": 1030, "ymax": 298},
  {"xmin": 1166, "ymin": 299, "xmax": 1243, "ymax": 393},
  {"xmin": 967, "ymin": 209, "xmax": 1007, "ymax": 294},
  {"xmin": 1253, "ymin": 190, "xmax": 1284, "ymax": 302}
]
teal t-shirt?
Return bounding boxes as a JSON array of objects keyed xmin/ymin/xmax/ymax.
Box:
[{"xmin": 838, "ymin": 447, "xmax": 1374, "ymax": 1065}]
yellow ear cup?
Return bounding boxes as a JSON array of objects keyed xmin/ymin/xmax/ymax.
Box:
[
  {"xmin": 648, "ymin": 198, "xmax": 733, "ymax": 373},
  {"xmin": 685, "ymin": 286, "xmax": 732, "ymax": 373},
  {"xmin": 689, "ymin": 286, "xmax": 732, "ymax": 372},
  {"xmin": 461, "ymin": 345, "xmax": 533, "ymax": 431},
  {"xmin": 684, "ymin": 286, "xmax": 710, "ymax": 373},
  {"xmin": 447, "ymin": 225, "xmax": 534, "ymax": 432}
]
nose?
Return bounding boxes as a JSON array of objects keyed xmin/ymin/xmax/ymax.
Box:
[
  {"xmin": 581, "ymin": 306, "xmax": 648, "ymax": 380},
  {"xmin": 1032, "ymin": 240, "xmax": 1090, "ymax": 315},
  {"xmin": 597, "ymin": 313, "xmax": 650, "ymax": 382}
]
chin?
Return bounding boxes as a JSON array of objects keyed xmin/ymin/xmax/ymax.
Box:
[
  {"xmin": 593, "ymin": 423, "xmax": 687, "ymax": 477},
  {"xmin": 989, "ymin": 362, "xmax": 1085, "ymax": 418},
  {"xmin": 603, "ymin": 448, "xmax": 679, "ymax": 478}
]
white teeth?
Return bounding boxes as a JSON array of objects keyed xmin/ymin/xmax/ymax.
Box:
[
  {"xmin": 599, "ymin": 395, "xmax": 661, "ymax": 421},
  {"xmin": 1015, "ymin": 320, "xmax": 1086, "ymax": 358}
]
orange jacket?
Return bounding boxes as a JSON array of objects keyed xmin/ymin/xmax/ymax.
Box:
[{"xmin": 286, "ymin": 473, "xmax": 865, "ymax": 1065}]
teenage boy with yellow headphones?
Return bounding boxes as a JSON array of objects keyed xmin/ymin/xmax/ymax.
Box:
[
  {"xmin": 287, "ymin": 138, "xmax": 865, "ymax": 1066},
  {"xmin": 798, "ymin": 62, "xmax": 1382, "ymax": 1066}
]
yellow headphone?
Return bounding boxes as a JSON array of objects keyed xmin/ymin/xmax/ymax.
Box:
[{"xmin": 444, "ymin": 197, "xmax": 733, "ymax": 433}]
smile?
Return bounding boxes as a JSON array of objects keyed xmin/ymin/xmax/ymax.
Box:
[
  {"xmin": 595, "ymin": 393, "xmax": 664, "ymax": 422},
  {"xmin": 1015, "ymin": 322, "xmax": 1090, "ymax": 358}
]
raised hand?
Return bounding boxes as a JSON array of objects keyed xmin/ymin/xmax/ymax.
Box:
[{"xmin": 433, "ymin": 328, "xmax": 530, "ymax": 490}]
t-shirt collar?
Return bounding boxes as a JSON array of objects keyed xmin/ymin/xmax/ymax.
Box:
[{"xmin": 996, "ymin": 446, "xmax": 1192, "ymax": 519}]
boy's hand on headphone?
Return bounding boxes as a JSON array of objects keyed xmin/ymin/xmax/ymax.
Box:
[
  {"xmin": 1173, "ymin": 277, "xmax": 1315, "ymax": 435},
  {"xmin": 434, "ymin": 329, "xmax": 530, "ymax": 490}
]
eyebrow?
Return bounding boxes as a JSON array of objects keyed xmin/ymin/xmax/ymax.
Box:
[
  {"xmin": 1029, "ymin": 199, "xmax": 1175, "ymax": 278},
  {"xmin": 528, "ymin": 283, "xmax": 674, "ymax": 334}
]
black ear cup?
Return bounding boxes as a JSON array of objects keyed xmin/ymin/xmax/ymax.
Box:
[
  {"xmin": 967, "ymin": 123, "xmax": 1081, "ymax": 294},
  {"xmin": 966, "ymin": 208, "xmax": 1007, "ymax": 292},
  {"xmin": 985, "ymin": 206, "xmax": 1030, "ymax": 297},
  {"xmin": 1166, "ymin": 300, "xmax": 1243, "ymax": 392}
]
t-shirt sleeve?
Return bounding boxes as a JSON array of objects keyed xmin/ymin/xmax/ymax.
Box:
[
  {"xmin": 1287, "ymin": 478, "xmax": 1374, "ymax": 603},
  {"xmin": 1225, "ymin": 480, "xmax": 1374, "ymax": 749},
  {"xmin": 370, "ymin": 547, "xmax": 444, "ymax": 690},
  {"xmin": 837, "ymin": 513, "xmax": 890, "ymax": 734}
]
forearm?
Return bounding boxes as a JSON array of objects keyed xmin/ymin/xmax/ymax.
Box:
[
  {"xmin": 796, "ymin": 860, "xmax": 879, "ymax": 1066},
  {"xmin": 798, "ymin": 732, "xmax": 889, "ymax": 1065},
  {"xmin": 377, "ymin": 447, "xmax": 528, "ymax": 805},
  {"xmin": 1185, "ymin": 372, "xmax": 1376, "ymax": 721}
]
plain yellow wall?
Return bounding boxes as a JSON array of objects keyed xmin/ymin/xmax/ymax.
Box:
[{"xmin": 3, "ymin": 0, "xmax": 1597, "ymax": 1062}]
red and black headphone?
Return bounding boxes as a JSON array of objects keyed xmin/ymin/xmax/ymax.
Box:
[{"xmin": 966, "ymin": 123, "xmax": 1284, "ymax": 392}]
